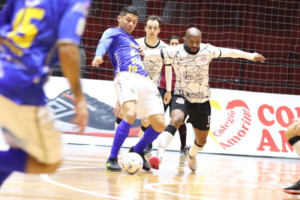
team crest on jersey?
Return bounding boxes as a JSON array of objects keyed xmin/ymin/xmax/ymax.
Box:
[{"xmin": 176, "ymin": 97, "xmax": 185, "ymax": 104}]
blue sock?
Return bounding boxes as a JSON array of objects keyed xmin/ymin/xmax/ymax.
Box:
[
  {"xmin": 109, "ymin": 120, "xmax": 132, "ymax": 159},
  {"xmin": 133, "ymin": 126, "xmax": 160, "ymax": 153},
  {"xmin": 0, "ymin": 148, "xmax": 27, "ymax": 172},
  {"xmin": 0, "ymin": 171, "xmax": 11, "ymax": 186}
]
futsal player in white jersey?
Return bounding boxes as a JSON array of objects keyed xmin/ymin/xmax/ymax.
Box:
[
  {"xmin": 144, "ymin": 27, "xmax": 266, "ymax": 171},
  {"xmin": 283, "ymin": 119, "xmax": 300, "ymax": 194},
  {"xmin": 135, "ymin": 15, "xmax": 171, "ymax": 153}
]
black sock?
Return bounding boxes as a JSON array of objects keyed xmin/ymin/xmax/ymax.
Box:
[
  {"xmin": 165, "ymin": 125, "xmax": 177, "ymax": 136},
  {"xmin": 116, "ymin": 117, "xmax": 122, "ymax": 125}
]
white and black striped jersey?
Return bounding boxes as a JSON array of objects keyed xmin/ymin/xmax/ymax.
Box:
[
  {"xmin": 162, "ymin": 43, "xmax": 221, "ymax": 103},
  {"xmin": 136, "ymin": 37, "xmax": 168, "ymax": 85}
]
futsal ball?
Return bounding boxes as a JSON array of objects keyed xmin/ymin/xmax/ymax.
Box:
[{"xmin": 122, "ymin": 152, "xmax": 143, "ymax": 174}]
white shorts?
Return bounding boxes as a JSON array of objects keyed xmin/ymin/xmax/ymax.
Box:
[
  {"xmin": 0, "ymin": 95, "xmax": 61, "ymax": 164},
  {"xmin": 114, "ymin": 72, "xmax": 164, "ymax": 119}
]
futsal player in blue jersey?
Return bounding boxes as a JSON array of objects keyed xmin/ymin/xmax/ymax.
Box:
[
  {"xmin": 92, "ymin": 6, "xmax": 166, "ymax": 171},
  {"xmin": 0, "ymin": 0, "xmax": 89, "ymax": 187}
]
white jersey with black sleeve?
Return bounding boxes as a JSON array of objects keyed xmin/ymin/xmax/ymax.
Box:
[
  {"xmin": 136, "ymin": 37, "xmax": 168, "ymax": 85},
  {"xmin": 162, "ymin": 43, "xmax": 221, "ymax": 103}
]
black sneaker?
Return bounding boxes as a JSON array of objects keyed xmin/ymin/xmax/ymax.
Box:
[
  {"xmin": 47, "ymin": 89, "xmax": 141, "ymax": 136},
  {"xmin": 283, "ymin": 180, "xmax": 300, "ymax": 195},
  {"xmin": 180, "ymin": 147, "xmax": 186, "ymax": 155},
  {"xmin": 106, "ymin": 157, "xmax": 122, "ymax": 171},
  {"xmin": 129, "ymin": 147, "xmax": 150, "ymax": 171},
  {"xmin": 144, "ymin": 143, "xmax": 153, "ymax": 154}
]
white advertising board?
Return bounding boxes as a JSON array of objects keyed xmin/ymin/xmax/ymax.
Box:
[{"xmin": 43, "ymin": 76, "xmax": 299, "ymax": 158}]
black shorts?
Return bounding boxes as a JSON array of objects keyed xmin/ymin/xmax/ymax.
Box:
[
  {"xmin": 169, "ymin": 95, "xmax": 188, "ymax": 119},
  {"xmin": 158, "ymin": 88, "xmax": 174, "ymax": 114},
  {"xmin": 186, "ymin": 100, "xmax": 211, "ymax": 131}
]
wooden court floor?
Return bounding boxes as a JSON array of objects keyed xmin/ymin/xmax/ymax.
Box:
[{"xmin": 0, "ymin": 144, "xmax": 299, "ymax": 200}]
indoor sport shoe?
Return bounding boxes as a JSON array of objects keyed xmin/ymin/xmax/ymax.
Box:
[
  {"xmin": 149, "ymin": 156, "xmax": 162, "ymax": 170},
  {"xmin": 180, "ymin": 147, "xmax": 186, "ymax": 155},
  {"xmin": 106, "ymin": 157, "xmax": 122, "ymax": 171},
  {"xmin": 129, "ymin": 147, "xmax": 150, "ymax": 171},
  {"xmin": 144, "ymin": 143, "xmax": 153, "ymax": 154},
  {"xmin": 283, "ymin": 180, "xmax": 300, "ymax": 195},
  {"xmin": 184, "ymin": 145, "xmax": 197, "ymax": 171}
]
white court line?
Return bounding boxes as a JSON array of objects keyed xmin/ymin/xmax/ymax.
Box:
[
  {"xmin": 41, "ymin": 166, "xmax": 285, "ymax": 200},
  {"xmin": 144, "ymin": 180, "xmax": 283, "ymax": 199},
  {"xmin": 144, "ymin": 182, "xmax": 217, "ymax": 200},
  {"xmin": 40, "ymin": 166, "xmax": 123, "ymax": 200}
]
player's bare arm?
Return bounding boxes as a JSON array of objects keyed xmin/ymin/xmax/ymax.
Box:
[
  {"xmin": 91, "ymin": 56, "xmax": 104, "ymax": 67},
  {"xmin": 164, "ymin": 64, "xmax": 172, "ymax": 104},
  {"xmin": 58, "ymin": 43, "xmax": 88, "ymax": 133},
  {"xmin": 219, "ymin": 47, "xmax": 266, "ymax": 62}
]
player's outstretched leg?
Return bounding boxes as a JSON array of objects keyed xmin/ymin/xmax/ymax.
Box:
[
  {"xmin": 149, "ymin": 125, "xmax": 176, "ymax": 169},
  {"xmin": 283, "ymin": 180, "xmax": 300, "ymax": 195},
  {"xmin": 139, "ymin": 126, "xmax": 153, "ymax": 154},
  {"xmin": 106, "ymin": 119, "xmax": 132, "ymax": 171}
]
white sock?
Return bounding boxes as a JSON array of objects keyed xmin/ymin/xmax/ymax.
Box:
[
  {"xmin": 157, "ymin": 131, "xmax": 174, "ymax": 157},
  {"xmin": 293, "ymin": 141, "xmax": 300, "ymax": 157},
  {"xmin": 189, "ymin": 142, "xmax": 203, "ymax": 157}
]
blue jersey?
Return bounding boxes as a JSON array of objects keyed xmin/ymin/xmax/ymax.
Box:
[
  {"xmin": 0, "ymin": 0, "xmax": 90, "ymax": 105},
  {"xmin": 95, "ymin": 27, "xmax": 147, "ymax": 76}
]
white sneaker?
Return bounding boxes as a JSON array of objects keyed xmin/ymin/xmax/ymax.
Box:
[{"xmin": 184, "ymin": 145, "xmax": 197, "ymax": 171}]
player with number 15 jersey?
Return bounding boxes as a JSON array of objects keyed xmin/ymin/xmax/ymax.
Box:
[{"xmin": 0, "ymin": 0, "xmax": 90, "ymax": 106}]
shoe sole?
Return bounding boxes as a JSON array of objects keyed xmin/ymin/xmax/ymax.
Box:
[
  {"xmin": 283, "ymin": 190, "xmax": 300, "ymax": 195},
  {"xmin": 106, "ymin": 167, "xmax": 122, "ymax": 171},
  {"xmin": 149, "ymin": 156, "xmax": 160, "ymax": 170}
]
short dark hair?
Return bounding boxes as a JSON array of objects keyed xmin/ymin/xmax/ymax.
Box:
[
  {"xmin": 145, "ymin": 15, "xmax": 162, "ymax": 26},
  {"xmin": 168, "ymin": 35, "xmax": 180, "ymax": 44},
  {"xmin": 119, "ymin": 6, "xmax": 139, "ymax": 17}
]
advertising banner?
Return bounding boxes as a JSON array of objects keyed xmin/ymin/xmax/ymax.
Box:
[{"xmin": 44, "ymin": 77, "xmax": 299, "ymax": 158}]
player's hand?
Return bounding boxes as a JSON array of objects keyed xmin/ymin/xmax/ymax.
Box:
[
  {"xmin": 91, "ymin": 56, "xmax": 104, "ymax": 67},
  {"xmin": 138, "ymin": 47, "xmax": 145, "ymax": 60},
  {"xmin": 253, "ymin": 53, "xmax": 266, "ymax": 62},
  {"xmin": 72, "ymin": 97, "xmax": 88, "ymax": 133},
  {"xmin": 113, "ymin": 101, "xmax": 123, "ymax": 118},
  {"xmin": 163, "ymin": 91, "xmax": 172, "ymax": 105}
]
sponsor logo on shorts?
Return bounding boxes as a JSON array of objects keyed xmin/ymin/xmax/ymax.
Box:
[{"xmin": 176, "ymin": 97, "xmax": 185, "ymax": 104}]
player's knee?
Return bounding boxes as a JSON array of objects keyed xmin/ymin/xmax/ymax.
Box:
[
  {"xmin": 170, "ymin": 116, "xmax": 184, "ymax": 129},
  {"xmin": 123, "ymin": 112, "xmax": 136, "ymax": 124},
  {"xmin": 152, "ymin": 121, "xmax": 166, "ymax": 133}
]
